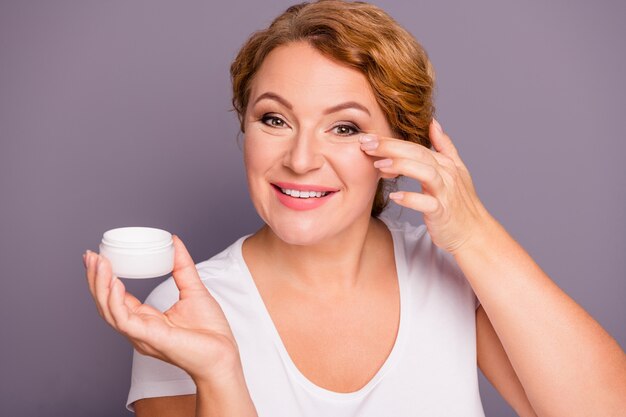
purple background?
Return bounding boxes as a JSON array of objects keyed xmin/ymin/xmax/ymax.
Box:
[{"xmin": 1, "ymin": 1, "xmax": 624, "ymax": 416}]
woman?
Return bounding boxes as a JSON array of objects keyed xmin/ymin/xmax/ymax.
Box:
[{"xmin": 84, "ymin": 1, "xmax": 626, "ymax": 416}]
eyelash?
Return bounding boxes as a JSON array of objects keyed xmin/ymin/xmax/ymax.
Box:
[
  {"xmin": 259, "ymin": 114, "xmax": 361, "ymax": 136},
  {"xmin": 333, "ymin": 123, "xmax": 361, "ymax": 136},
  {"xmin": 260, "ymin": 114, "xmax": 287, "ymax": 129}
]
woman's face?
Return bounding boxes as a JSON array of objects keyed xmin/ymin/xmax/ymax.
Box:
[{"xmin": 243, "ymin": 41, "xmax": 394, "ymax": 245}]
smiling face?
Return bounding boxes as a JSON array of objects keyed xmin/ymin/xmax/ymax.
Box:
[{"xmin": 243, "ymin": 41, "xmax": 395, "ymax": 245}]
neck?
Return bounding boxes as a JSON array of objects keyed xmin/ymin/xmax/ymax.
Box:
[{"xmin": 249, "ymin": 215, "xmax": 388, "ymax": 293}]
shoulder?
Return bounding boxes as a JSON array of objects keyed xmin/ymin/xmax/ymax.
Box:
[
  {"xmin": 144, "ymin": 235, "xmax": 248, "ymax": 312},
  {"xmin": 380, "ymin": 216, "xmax": 432, "ymax": 260},
  {"xmin": 381, "ymin": 216, "xmax": 476, "ymax": 302},
  {"xmin": 381, "ymin": 215, "xmax": 459, "ymax": 264}
]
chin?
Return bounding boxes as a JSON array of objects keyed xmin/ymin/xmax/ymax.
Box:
[{"xmin": 267, "ymin": 216, "xmax": 335, "ymax": 246}]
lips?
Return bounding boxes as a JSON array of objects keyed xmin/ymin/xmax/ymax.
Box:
[{"xmin": 271, "ymin": 181, "xmax": 339, "ymax": 210}]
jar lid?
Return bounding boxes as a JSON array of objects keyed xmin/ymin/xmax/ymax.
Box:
[{"xmin": 101, "ymin": 227, "xmax": 172, "ymax": 250}]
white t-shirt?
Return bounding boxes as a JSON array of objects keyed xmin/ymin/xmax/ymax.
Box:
[{"xmin": 127, "ymin": 217, "xmax": 484, "ymax": 416}]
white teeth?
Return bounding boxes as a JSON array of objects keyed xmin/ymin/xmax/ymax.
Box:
[{"xmin": 279, "ymin": 188, "xmax": 330, "ymax": 198}]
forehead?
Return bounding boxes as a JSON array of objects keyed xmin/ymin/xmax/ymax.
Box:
[{"xmin": 249, "ymin": 42, "xmax": 378, "ymax": 109}]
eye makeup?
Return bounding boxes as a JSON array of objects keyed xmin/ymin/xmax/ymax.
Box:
[{"xmin": 252, "ymin": 110, "xmax": 367, "ymax": 144}]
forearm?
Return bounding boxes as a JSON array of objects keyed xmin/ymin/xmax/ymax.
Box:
[
  {"xmin": 194, "ymin": 362, "xmax": 257, "ymax": 417},
  {"xmin": 454, "ymin": 215, "xmax": 626, "ymax": 417}
]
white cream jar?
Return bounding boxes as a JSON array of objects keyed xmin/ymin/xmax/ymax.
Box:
[{"xmin": 99, "ymin": 227, "xmax": 174, "ymax": 279}]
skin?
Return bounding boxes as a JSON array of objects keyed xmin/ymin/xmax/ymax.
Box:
[
  {"xmin": 241, "ymin": 41, "xmax": 397, "ymax": 289},
  {"xmin": 84, "ymin": 42, "xmax": 626, "ymax": 417}
]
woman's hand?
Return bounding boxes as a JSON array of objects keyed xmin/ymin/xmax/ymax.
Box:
[
  {"xmin": 361, "ymin": 119, "xmax": 494, "ymax": 254},
  {"xmin": 84, "ymin": 236, "xmax": 240, "ymax": 384}
]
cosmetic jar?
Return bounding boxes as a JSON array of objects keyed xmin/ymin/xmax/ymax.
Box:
[{"xmin": 99, "ymin": 227, "xmax": 174, "ymax": 279}]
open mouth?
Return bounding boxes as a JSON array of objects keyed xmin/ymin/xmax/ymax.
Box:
[{"xmin": 271, "ymin": 184, "xmax": 337, "ymax": 199}]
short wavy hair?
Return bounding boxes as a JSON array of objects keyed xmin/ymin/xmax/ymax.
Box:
[{"xmin": 231, "ymin": 0, "xmax": 435, "ymax": 217}]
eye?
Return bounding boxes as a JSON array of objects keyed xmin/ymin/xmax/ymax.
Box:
[
  {"xmin": 332, "ymin": 123, "xmax": 361, "ymax": 136},
  {"xmin": 260, "ymin": 114, "xmax": 288, "ymax": 128}
]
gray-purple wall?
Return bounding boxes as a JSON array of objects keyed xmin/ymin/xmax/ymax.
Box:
[{"xmin": 1, "ymin": 1, "xmax": 624, "ymax": 416}]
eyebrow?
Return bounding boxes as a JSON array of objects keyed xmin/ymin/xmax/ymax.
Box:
[{"xmin": 252, "ymin": 91, "xmax": 371, "ymax": 116}]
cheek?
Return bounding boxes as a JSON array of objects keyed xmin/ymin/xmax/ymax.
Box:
[
  {"xmin": 243, "ymin": 135, "xmax": 279, "ymax": 219},
  {"xmin": 243, "ymin": 134, "xmax": 280, "ymax": 178},
  {"xmin": 327, "ymin": 144, "xmax": 379, "ymax": 191}
]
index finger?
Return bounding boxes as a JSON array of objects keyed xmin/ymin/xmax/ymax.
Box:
[{"xmin": 359, "ymin": 134, "xmax": 445, "ymax": 166}]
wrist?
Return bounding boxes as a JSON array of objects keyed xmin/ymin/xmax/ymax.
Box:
[
  {"xmin": 191, "ymin": 345, "xmax": 245, "ymax": 387},
  {"xmin": 451, "ymin": 210, "xmax": 502, "ymax": 258},
  {"xmin": 194, "ymin": 361, "xmax": 257, "ymax": 417}
]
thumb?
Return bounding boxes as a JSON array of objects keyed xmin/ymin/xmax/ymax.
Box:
[{"xmin": 171, "ymin": 235, "xmax": 205, "ymax": 295}]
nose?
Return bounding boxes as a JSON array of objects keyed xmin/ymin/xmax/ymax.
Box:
[{"xmin": 283, "ymin": 129, "xmax": 325, "ymax": 174}]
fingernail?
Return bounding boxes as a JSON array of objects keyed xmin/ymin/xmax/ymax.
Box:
[
  {"xmin": 359, "ymin": 134, "xmax": 377, "ymax": 143},
  {"xmin": 433, "ymin": 118, "xmax": 443, "ymax": 133},
  {"xmin": 82, "ymin": 252, "xmax": 87, "ymax": 268},
  {"xmin": 374, "ymin": 158, "xmax": 393, "ymax": 168},
  {"xmin": 389, "ymin": 192, "xmax": 404, "ymax": 200},
  {"xmin": 360, "ymin": 139, "xmax": 379, "ymax": 150}
]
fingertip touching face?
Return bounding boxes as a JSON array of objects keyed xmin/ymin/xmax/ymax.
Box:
[{"xmin": 243, "ymin": 41, "xmax": 394, "ymax": 245}]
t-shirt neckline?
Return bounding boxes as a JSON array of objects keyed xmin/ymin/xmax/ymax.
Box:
[{"xmin": 232, "ymin": 216, "xmax": 412, "ymax": 402}]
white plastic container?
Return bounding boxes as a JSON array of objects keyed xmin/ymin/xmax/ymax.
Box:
[{"xmin": 99, "ymin": 227, "xmax": 174, "ymax": 279}]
